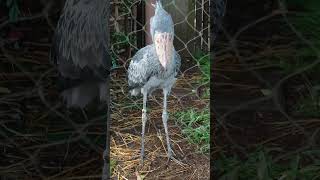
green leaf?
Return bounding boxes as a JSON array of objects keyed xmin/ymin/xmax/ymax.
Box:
[
  {"xmin": 257, "ymin": 151, "xmax": 269, "ymax": 180},
  {"xmin": 289, "ymin": 155, "xmax": 300, "ymax": 180}
]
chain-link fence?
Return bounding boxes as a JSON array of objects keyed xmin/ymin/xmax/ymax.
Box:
[
  {"xmin": 0, "ymin": 0, "xmax": 211, "ymax": 179},
  {"xmin": 2, "ymin": 0, "xmax": 318, "ymax": 179},
  {"xmin": 213, "ymin": 0, "xmax": 320, "ymax": 178},
  {"xmin": 0, "ymin": 0, "xmax": 108, "ymax": 179},
  {"xmin": 110, "ymin": 0, "xmax": 210, "ymax": 178}
]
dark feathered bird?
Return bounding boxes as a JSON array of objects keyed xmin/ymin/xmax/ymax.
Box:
[
  {"xmin": 51, "ymin": 0, "xmax": 109, "ymax": 108},
  {"xmin": 50, "ymin": 0, "xmax": 110, "ymax": 179},
  {"xmin": 127, "ymin": 0, "xmax": 180, "ymax": 163}
]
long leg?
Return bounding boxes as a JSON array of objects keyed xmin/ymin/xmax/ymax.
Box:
[
  {"xmin": 162, "ymin": 88, "xmax": 172, "ymax": 158},
  {"xmin": 141, "ymin": 88, "xmax": 148, "ymax": 163}
]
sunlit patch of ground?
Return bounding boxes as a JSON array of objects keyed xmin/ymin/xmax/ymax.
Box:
[{"xmin": 110, "ymin": 69, "xmax": 209, "ymax": 179}]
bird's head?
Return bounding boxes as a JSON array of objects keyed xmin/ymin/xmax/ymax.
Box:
[
  {"xmin": 150, "ymin": 0, "xmax": 175, "ymax": 70},
  {"xmin": 150, "ymin": 0, "xmax": 174, "ymax": 42},
  {"xmin": 151, "ymin": 0, "xmax": 164, "ymax": 14},
  {"xmin": 154, "ymin": 31, "xmax": 174, "ymax": 70}
]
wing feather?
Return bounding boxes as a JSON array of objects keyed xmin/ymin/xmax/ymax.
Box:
[
  {"xmin": 174, "ymin": 50, "xmax": 181, "ymax": 76},
  {"xmin": 51, "ymin": 0, "xmax": 108, "ymax": 80},
  {"xmin": 127, "ymin": 45, "xmax": 158, "ymax": 90}
]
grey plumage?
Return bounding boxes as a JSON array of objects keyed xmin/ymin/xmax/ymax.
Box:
[
  {"xmin": 51, "ymin": 0, "xmax": 109, "ymax": 108},
  {"xmin": 52, "ymin": 0, "xmax": 108, "ymax": 70},
  {"xmin": 127, "ymin": 44, "xmax": 180, "ymax": 95},
  {"xmin": 127, "ymin": 0, "xmax": 180, "ymax": 163},
  {"xmin": 150, "ymin": 0, "xmax": 174, "ymax": 42},
  {"xmin": 51, "ymin": 1, "xmax": 110, "ymax": 179}
]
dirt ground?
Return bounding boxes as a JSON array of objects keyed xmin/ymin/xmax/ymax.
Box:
[
  {"xmin": 0, "ymin": 22, "xmax": 209, "ymax": 180},
  {"xmin": 110, "ymin": 67, "xmax": 210, "ymax": 179}
]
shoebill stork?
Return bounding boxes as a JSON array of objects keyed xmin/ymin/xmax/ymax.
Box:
[
  {"xmin": 50, "ymin": 0, "xmax": 110, "ymax": 179},
  {"xmin": 51, "ymin": 0, "xmax": 109, "ymax": 108},
  {"xmin": 127, "ymin": 0, "xmax": 180, "ymax": 163}
]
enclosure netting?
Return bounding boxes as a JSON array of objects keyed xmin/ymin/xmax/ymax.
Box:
[
  {"xmin": 1, "ymin": 0, "xmax": 318, "ymax": 179},
  {"xmin": 0, "ymin": 0, "xmax": 211, "ymax": 179},
  {"xmin": 110, "ymin": 0, "xmax": 211, "ymax": 178}
]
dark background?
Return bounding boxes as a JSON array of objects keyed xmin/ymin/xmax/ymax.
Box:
[
  {"xmin": 0, "ymin": 0, "xmax": 320, "ymax": 179},
  {"xmin": 213, "ymin": 0, "xmax": 320, "ymax": 179},
  {"xmin": 0, "ymin": 0, "xmax": 108, "ymax": 179}
]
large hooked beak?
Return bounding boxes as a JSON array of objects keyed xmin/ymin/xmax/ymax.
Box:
[{"xmin": 154, "ymin": 32, "xmax": 174, "ymax": 69}]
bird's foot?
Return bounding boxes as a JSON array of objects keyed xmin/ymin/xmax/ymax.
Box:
[
  {"xmin": 165, "ymin": 148, "xmax": 186, "ymax": 166},
  {"xmin": 166, "ymin": 156, "xmax": 185, "ymax": 167},
  {"xmin": 166, "ymin": 152, "xmax": 174, "ymax": 166},
  {"xmin": 165, "ymin": 147, "xmax": 173, "ymax": 165}
]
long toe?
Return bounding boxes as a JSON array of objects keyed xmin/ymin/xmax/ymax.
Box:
[
  {"xmin": 165, "ymin": 154, "xmax": 177, "ymax": 166},
  {"xmin": 167, "ymin": 144, "xmax": 176, "ymax": 158},
  {"xmin": 169, "ymin": 156, "xmax": 186, "ymax": 167}
]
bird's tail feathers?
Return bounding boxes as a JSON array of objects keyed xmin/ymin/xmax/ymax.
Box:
[{"xmin": 61, "ymin": 81, "xmax": 107, "ymax": 109}]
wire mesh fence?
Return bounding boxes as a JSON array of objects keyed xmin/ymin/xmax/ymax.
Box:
[
  {"xmin": 0, "ymin": 0, "xmax": 211, "ymax": 179},
  {"xmin": 1, "ymin": 0, "xmax": 319, "ymax": 179},
  {"xmin": 213, "ymin": 0, "xmax": 320, "ymax": 178},
  {"xmin": 0, "ymin": 0, "xmax": 107, "ymax": 179},
  {"xmin": 109, "ymin": 0, "xmax": 210, "ymax": 178},
  {"xmin": 110, "ymin": 0, "xmax": 210, "ymax": 179}
]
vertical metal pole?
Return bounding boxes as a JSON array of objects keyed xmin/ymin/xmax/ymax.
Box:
[
  {"xmin": 137, "ymin": 1, "xmax": 146, "ymax": 48},
  {"xmin": 145, "ymin": 0, "xmax": 156, "ymax": 45}
]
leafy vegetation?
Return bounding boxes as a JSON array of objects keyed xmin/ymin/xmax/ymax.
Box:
[
  {"xmin": 214, "ymin": 2, "xmax": 320, "ymax": 179},
  {"xmin": 118, "ymin": 0, "xmax": 134, "ymax": 14},
  {"xmin": 269, "ymin": 0, "xmax": 320, "ymax": 117},
  {"xmin": 174, "ymin": 107, "xmax": 209, "ymax": 153},
  {"xmin": 272, "ymin": 0, "xmax": 320, "ymax": 75},
  {"xmin": 289, "ymin": 0, "xmax": 320, "ymax": 117},
  {"xmin": 194, "ymin": 51, "xmax": 210, "ymax": 84},
  {"xmin": 173, "ymin": 51, "xmax": 210, "ymax": 153},
  {"xmin": 111, "ymin": 32, "xmax": 135, "ymax": 68},
  {"xmin": 216, "ymin": 149, "xmax": 320, "ymax": 179},
  {"xmin": 110, "ymin": 159, "xmax": 117, "ymax": 175},
  {"xmin": 294, "ymin": 93, "xmax": 320, "ymax": 117}
]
